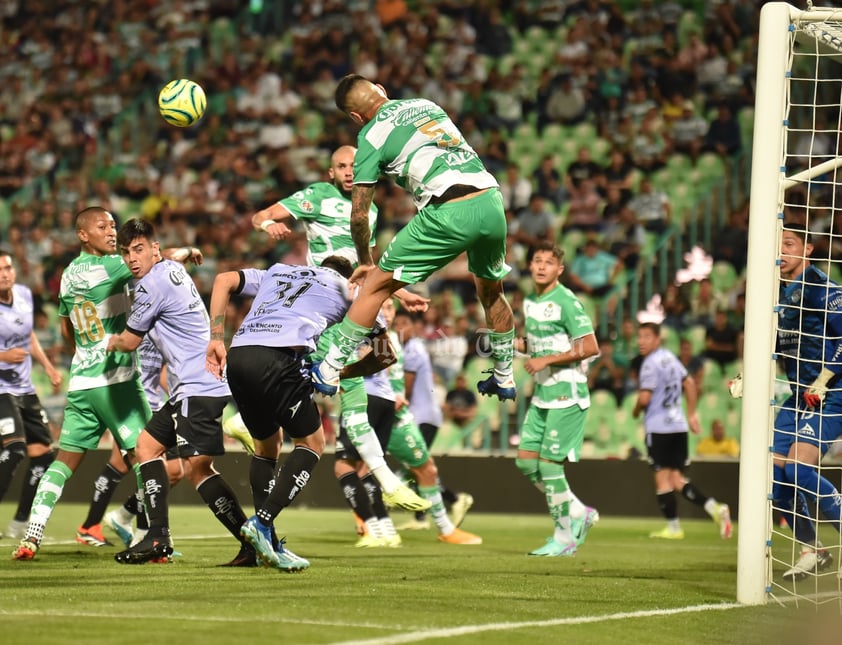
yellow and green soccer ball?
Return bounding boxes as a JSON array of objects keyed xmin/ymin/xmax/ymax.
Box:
[{"xmin": 157, "ymin": 79, "xmax": 206, "ymax": 127}]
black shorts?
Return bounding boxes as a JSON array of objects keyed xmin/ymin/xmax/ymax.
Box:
[
  {"xmin": 0, "ymin": 392, "xmax": 52, "ymax": 447},
  {"xmin": 146, "ymin": 396, "xmax": 230, "ymax": 457},
  {"xmin": 335, "ymin": 394, "xmax": 396, "ymax": 462},
  {"xmin": 646, "ymin": 432, "xmax": 690, "ymax": 471},
  {"xmin": 226, "ymin": 345, "xmax": 321, "ymax": 441}
]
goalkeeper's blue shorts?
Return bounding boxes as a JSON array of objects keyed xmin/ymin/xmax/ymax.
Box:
[{"xmin": 773, "ymin": 393, "xmax": 842, "ymax": 456}]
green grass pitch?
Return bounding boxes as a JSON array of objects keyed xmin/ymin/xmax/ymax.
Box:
[{"xmin": 0, "ymin": 503, "xmax": 836, "ymax": 644}]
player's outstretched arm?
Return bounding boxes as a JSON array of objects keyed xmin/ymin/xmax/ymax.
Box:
[
  {"xmin": 206, "ymin": 271, "xmax": 241, "ymax": 379},
  {"xmin": 29, "ymin": 331, "xmax": 62, "ymax": 391},
  {"xmin": 252, "ymin": 203, "xmax": 293, "ymax": 240},
  {"xmin": 107, "ymin": 329, "xmax": 143, "ymax": 353},
  {"xmin": 162, "ymin": 246, "xmax": 203, "ymax": 265}
]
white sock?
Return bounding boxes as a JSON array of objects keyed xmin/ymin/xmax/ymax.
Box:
[
  {"xmin": 569, "ymin": 492, "xmax": 586, "ymax": 520},
  {"xmin": 371, "ymin": 465, "xmax": 401, "ymax": 494}
]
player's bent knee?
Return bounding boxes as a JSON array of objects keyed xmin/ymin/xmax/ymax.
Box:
[{"xmin": 516, "ymin": 457, "xmax": 540, "ymax": 483}]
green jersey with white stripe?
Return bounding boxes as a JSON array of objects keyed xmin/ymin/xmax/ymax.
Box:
[
  {"xmin": 524, "ymin": 284, "xmax": 594, "ymax": 410},
  {"xmin": 279, "ymin": 181, "xmax": 377, "ymax": 266},
  {"xmin": 58, "ymin": 252, "xmax": 136, "ymax": 391},
  {"xmin": 355, "ymin": 98, "xmax": 498, "ymax": 209}
]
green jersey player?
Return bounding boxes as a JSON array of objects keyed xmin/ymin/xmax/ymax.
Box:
[
  {"xmin": 311, "ymin": 75, "xmax": 516, "ymax": 402},
  {"xmin": 251, "ymin": 145, "xmax": 378, "ymax": 266},
  {"xmin": 515, "ymin": 242, "xmax": 600, "ymax": 557},
  {"xmin": 13, "ymin": 207, "xmax": 152, "ymax": 560}
]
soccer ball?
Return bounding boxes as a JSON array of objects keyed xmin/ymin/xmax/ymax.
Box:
[{"xmin": 157, "ymin": 79, "xmax": 207, "ymax": 127}]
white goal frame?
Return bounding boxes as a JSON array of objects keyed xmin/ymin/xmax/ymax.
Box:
[{"xmin": 741, "ymin": 1, "xmax": 842, "ymax": 605}]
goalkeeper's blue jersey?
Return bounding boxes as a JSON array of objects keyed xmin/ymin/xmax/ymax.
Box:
[{"xmin": 777, "ymin": 264, "xmax": 842, "ymax": 396}]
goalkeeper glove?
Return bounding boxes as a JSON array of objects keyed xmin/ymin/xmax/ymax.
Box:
[
  {"xmin": 728, "ymin": 373, "xmax": 743, "ymax": 399},
  {"xmin": 804, "ymin": 367, "xmax": 835, "ymax": 408}
]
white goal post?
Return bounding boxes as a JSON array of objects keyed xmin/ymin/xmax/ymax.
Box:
[{"xmin": 742, "ymin": 1, "xmax": 842, "ymax": 606}]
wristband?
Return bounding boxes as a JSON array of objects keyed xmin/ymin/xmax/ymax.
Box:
[{"xmin": 260, "ymin": 219, "xmax": 274, "ymax": 232}]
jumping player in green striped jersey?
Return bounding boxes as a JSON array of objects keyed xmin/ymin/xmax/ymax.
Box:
[
  {"xmin": 516, "ymin": 242, "xmax": 600, "ymax": 557},
  {"xmin": 311, "ymin": 75, "xmax": 516, "ymax": 401}
]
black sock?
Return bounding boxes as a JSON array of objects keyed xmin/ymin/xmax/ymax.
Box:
[
  {"xmin": 0, "ymin": 442, "xmax": 26, "ymax": 503},
  {"xmin": 440, "ymin": 486, "xmax": 458, "ymax": 507},
  {"xmin": 681, "ymin": 482, "xmax": 710, "ymax": 508},
  {"xmin": 657, "ymin": 491, "xmax": 678, "ymax": 520},
  {"xmin": 197, "ymin": 473, "xmax": 248, "ymax": 541},
  {"xmin": 256, "ymin": 446, "xmax": 319, "ymax": 524},
  {"xmin": 140, "ymin": 459, "xmax": 170, "ymax": 536},
  {"xmin": 339, "ymin": 471, "xmax": 375, "ymax": 520},
  {"xmin": 249, "ymin": 455, "xmax": 277, "ymax": 513},
  {"xmin": 82, "ymin": 463, "xmax": 125, "ymax": 528},
  {"xmin": 14, "ymin": 451, "xmax": 54, "ymax": 521},
  {"xmin": 361, "ymin": 473, "xmax": 388, "ymax": 520}
]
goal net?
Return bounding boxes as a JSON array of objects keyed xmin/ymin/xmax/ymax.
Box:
[{"xmin": 742, "ymin": 1, "xmax": 842, "ymax": 608}]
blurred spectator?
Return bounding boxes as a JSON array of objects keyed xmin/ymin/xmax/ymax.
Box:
[
  {"xmin": 499, "ymin": 163, "xmax": 533, "ymax": 213},
  {"xmin": 602, "ymin": 149, "xmax": 635, "ymax": 201},
  {"xmin": 532, "ymin": 154, "xmax": 566, "ymax": 208},
  {"xmin": 563, "ymin": 178, "xmax": 603, "ymax": 234},
  {"xmin": 627, "ymin": 176, "xmax": 671, "ymax": 233},
  {"xmin": 687, "ymin": 278, "xmax": 722, "ymax": 328},
  {"xmin": 704, "ymin": 309, "xmax": 740, "ymax": 370},
  {"xmin": 668, "ymin": 100, "xmax": 708, "ymax": 162},
  {"xmin": 427, "ymin": 317, "xmax": 469, "ymax": 390},
  {"xmin": 677, "ymin": 338, "xmax": 705, "ymax": 395},
  {"xmin": 443, "ymin": 373, "xmax": 478, "ymax": 429},
  {"xmin": 545, "ymin": 73, "xmax": 587, "ymax": 126},
  {"xmin": 565, "ymin": 146, "xmax": 605, "ymax": 193},
  {"xmin": 513, "ymin": 194, "xmax": 556, "ymax": 251},
  {"xmin": 711, "ymin": 202, "xmax": 749, "ymax": 271},
  {"xmin": 587, "ymin": 337, "xmax": 626, "ymax": 404},
  {"xmin": 630, "ymin": 112, "xmax": 668, "ymax": 172},
  {"xmin": 696, "ymin": 419, "xmax": 740, "ymax": 459},
  {"xmin": 704, "ymin": 103, "xmax": 742, "ymax": 157},
  {"xmin": 661, "ymin": 283, "xmax": 690, "ymax": 332},
  {"xmin": 567, "ymin": 239, "xmax": 623, "ymax": 299},
  {"xmin": 602, "ymin": 205, "xmax": 645, "ymax": 270}
]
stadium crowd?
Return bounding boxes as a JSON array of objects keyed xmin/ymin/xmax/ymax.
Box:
[{"xmin": 0, "ymin": 0, "xmax": 762, "ymax": 453}]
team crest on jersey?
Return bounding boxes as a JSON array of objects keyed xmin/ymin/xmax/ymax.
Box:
[{"xmin": 299, "ymin": 200, "xmax": 314, "ymax": 213}]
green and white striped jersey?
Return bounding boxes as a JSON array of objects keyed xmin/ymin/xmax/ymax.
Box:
[
  {"xmin": 58, "ymin": 252, "xmax": 136, "ymax": 391},
  {"xmin": 524, "ymin": 284, "xmax": 594, "ymax": 409},
  {"xmin": 279, "ymin": 181, "xmax": 377, "ymax": 266},
  {"xmin": 355, "ymin": 98, "xmax": 498, "ymax": 209}
]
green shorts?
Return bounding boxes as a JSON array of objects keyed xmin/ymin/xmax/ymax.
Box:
[
  {"xmin": 519, "ymin": 405, "xmax": 587, "ymax": 463},
  {"xmin": 378, "ymin": 188, "xmax": 510, "ymax": 284},
  {"xmin": 387, "ymin": 409, "xmax": 429, "ymax": 468},
  {"xmin": 59, "ymin": 378, "xmax": 151, "ymax": 452}
]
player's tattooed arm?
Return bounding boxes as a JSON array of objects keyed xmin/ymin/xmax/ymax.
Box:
[{"xmin": 350, "ymin": 184, "xmax": 376, "ymax": 266}]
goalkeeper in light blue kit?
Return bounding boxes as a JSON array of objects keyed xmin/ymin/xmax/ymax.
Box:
[{"xmin": 772, "ymin": 224, "xmax": 842, "ymax": 581}]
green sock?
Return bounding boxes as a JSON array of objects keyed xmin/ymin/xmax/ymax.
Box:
[
  {"xmin": 341, "ymin": 377, "xmax": 387, "ymax": 471},
  {"xmin": 489, "ymin": 328, "xmax": 515, "ymax": 378},
  {"xmin": 324, "ymin": 317, "xmax": 371, "ymax": 371},
  {"xmin": 27, "ymin": 460, "xmax": 74, "ymax": 542},
  {"xmin": 419, "ymin": 484, "xmax": 454, "ymax": 535},
  {"xmin": 539, "ymin": 461, "xmax": 572, "ymax": 543}
]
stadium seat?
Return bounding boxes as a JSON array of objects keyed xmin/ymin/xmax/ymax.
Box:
[
  {"xmin": 684, "ymin": 324, "xmax": 708, "ymax": 355},
  {"xmin": 709, "ymin": 261, "xmax": 739, "ymax": 296},
  {"xmin": 660, "ymin": 325, "xmax": 680, "ymax": 355},
  {"xmin": 701, "ymin": 358, "xmax": 726, "ymax": 394},
  {"xmin": 696, "ymin": 153, "xmax": 726, "ymax": 185}
]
